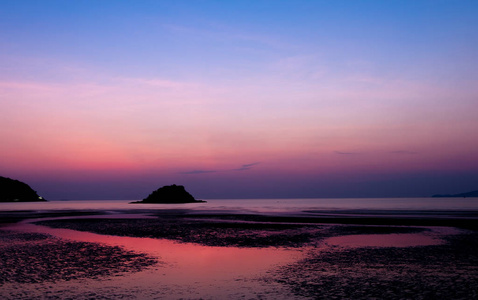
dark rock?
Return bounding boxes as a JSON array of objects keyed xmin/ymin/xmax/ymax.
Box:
[
  {"xmin": 0, "ymin": 176, "xmax": 46, "ymax": 202},
  {"xmin": 131, "ymin": 184, "xmax": 205, "ymax": 204},
  {"xmin": 432, "ymin": 190, "xmax": 478, "ymax": 198}
]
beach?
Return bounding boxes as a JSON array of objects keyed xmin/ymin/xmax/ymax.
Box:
[
  {"xmin": 3, "ymin": 0, "xmax": 477, "ymax": 298},
  {"xmin": 1, "ymin": 199, "xmax": 478, "ymax": 299}
]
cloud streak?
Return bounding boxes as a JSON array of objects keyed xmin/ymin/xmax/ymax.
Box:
[
  {"xmin": 231, "ymin": 162, "xmax": 261, "ymax": 171},
  {"xmin": 179, "ymin": 170, "xmax": 217, "ymax": 175},
  {"xmin": 334, "ymin": 151, "xmax": 361, "ymax": 155},
  {"xmin": 181, "ymin": 162, "xmax": 261, "ymax": 174},
  {"xmin": 390, "ymin": 151, "xmax": 418, "ymax": 155}
]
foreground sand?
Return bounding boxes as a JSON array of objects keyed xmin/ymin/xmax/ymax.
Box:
[
  {"xmin": 0, "ymin": 230, "xmax": 156, "ymax": 284},
  {"xmin": 1, "ymin": 209, "xmax": 478, "ymax": 299}
]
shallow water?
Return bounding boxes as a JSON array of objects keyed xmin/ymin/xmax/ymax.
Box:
[
  {"xmin": 1, "ymin": 198, "xmax": 475, "ymax": 299},
  {"xmin": 323, "ymin": 227, "xmax": 462, "ymax": 248},
  {"xmin": 2, "ymin": 217, "xmax": 304, "ymax": 299},
  {"xmin": 2, "ymin": 197, "xmax": 478, "ymax": 213}
]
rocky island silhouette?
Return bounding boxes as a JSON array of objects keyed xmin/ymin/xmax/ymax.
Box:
[
  {"xmin": 131, "ymin": 184, "xmax": 205, "ymax": 204},
  {"xmin": 0, "ymin": 176, "xmax": 46, "ymax": 202}
]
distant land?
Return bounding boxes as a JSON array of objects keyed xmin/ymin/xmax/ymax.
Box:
[
  {"xmin": 131, "ymin": 184, "xmax": 206, "ymax": 204},
  {"xmin": 0, "ymin": 176, "xmax": 46, "ymax": 202},
  {"xmin": 432, "ymin": 190, "xmax": 478, "ymax": 198}
]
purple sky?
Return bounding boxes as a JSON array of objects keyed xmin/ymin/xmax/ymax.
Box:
[{"xmin": 1, "ymin": 1, "xmax": 477, "ymax": 199}]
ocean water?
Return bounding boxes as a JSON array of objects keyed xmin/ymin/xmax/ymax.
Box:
[{"xmin": 1, "ymin": 197, "xmax": 477, "ymax": 213}]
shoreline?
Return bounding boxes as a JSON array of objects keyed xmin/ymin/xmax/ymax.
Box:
[{"xmin": 5, "ymin": 205, "xmax": 472, "ymax": 225}]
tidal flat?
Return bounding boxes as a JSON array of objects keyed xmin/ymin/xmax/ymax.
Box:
[{"xmin": 1, "ymin": 208, "xmax": 478, "ymax": 299}]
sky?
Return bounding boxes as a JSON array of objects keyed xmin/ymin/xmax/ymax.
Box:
[{"xmin": 1, "ymin": 0, "xmax": 477, "ymax": 200}]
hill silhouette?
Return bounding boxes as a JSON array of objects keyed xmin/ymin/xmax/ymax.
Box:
[
  {"xmin": 131, "ymin": 184, "xmax": 205, "ymax": 204},
  {"xmin": 0, "ymin": 176, "xmax": 46, "ymax": 202}
]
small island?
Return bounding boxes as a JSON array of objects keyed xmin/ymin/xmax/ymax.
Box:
[
  {"xmin": 0, "ymin": 176, "xmax": 46, "ymax": 202},
  {"xmin": 131, "ymin": 184, "xmax": 206, "ymax": 204},
  {"xmin": 432, "ymin": 190, "xmax": 478, "ymax": 198}
]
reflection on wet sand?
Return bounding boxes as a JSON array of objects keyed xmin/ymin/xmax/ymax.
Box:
[
  {"xmin": 2, "ymin": 210, "xmax": 477, "ymax": 299},
  {"xmin": 2, "ymin": 218, "xmax": 303, "ymax": 299},
  {"xmin": 323, "ymin": 227, "xmax": 462, "ymax": 248}
]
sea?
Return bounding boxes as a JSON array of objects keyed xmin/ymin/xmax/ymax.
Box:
[
  {"xmin": 2, "ymin": 197, "xmax": 478, "ymax": 299},
  {"xmin": 1, "ymin": 197, "xmax": 477, "ymax": 214}
]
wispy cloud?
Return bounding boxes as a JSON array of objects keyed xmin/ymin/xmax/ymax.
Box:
[
  {"xmin": 334, "ymin": 151, "xmax": 361, "ymax": 155},
  {"xmin": 232, "ymin": 162, "xmax": 261, "ymax": 171},
  {"xmin": 179, "ymin": 170, "xmax": 217, "ymax": 175},
  {"xmin": 163, "ymin": 23, "xmax": 289, "ymax": 51},
  {"xmin": 181, "ymin": 162, "xmax": 261, "ymax": 174},
  {"xmin": 0, "ymin": 80, "xmax": 59, "ymax": 92},
  {"xmin": 390, "ymin": 151, "xmax": 418, "ymax": 155},
  {"xmin": 119, "ymin": 77, "xmax": 193, "ymax": 89}
]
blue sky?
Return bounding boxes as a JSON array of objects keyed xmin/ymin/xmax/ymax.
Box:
[{"xmin": 1, "ymin": 1, "xmax": 477, "ymax": 199}]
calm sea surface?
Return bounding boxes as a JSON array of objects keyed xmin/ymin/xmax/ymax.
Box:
[
  {"xmin": 1, "ymin": 197, "xmax": 477, "ymax": 299},
  {"xmin": 1, "ymin": 198, "xmax": 477, "ymax": 213}
]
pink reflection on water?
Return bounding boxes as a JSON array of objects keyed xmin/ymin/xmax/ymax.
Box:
[
  {"xmin": 3, "ymin": 215, "xmax": 466, "ymax": 298},
  {"xmin": 323, "ymin": 227, "xmax": 461, "ymax": 248},
  {"xmin": 6, "ymin": 218, "xmax": 302, "ymax": 287}
]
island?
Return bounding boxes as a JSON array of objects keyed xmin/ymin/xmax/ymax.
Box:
[
  {"xmin": 432, "ymin": 190, "xmax": 478, "ymax": 198},
  {"xmin": 131, "ymin": 184, "xmax": 206, "ymax": 204},
  {"xmin": 0, "ymin": 176, "xmax": 46, "ymax": 202}
]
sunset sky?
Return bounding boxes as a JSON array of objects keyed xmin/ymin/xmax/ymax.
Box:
[{"xmin": 1, "ymin": 1, "xmax": 477, "ymax": 199}]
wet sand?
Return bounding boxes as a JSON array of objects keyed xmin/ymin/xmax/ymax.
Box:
[
  {"xmin": 0, "ymin": 230, "xmax": 157, "ymax": 284},
  {"xmin": 278, "ymin": 231, "xmax": 478, "ymax": 299},
  {"xmin": 1, "ymin": 209, "xmax": 478, "ymax": 299}
]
